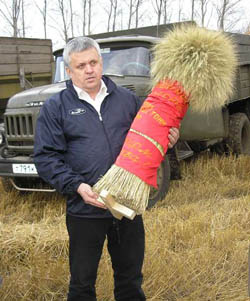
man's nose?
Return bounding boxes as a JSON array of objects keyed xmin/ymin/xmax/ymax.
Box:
[{"xmin": 85, "ymin": 64, "xmax": 93, "ymax": 73}]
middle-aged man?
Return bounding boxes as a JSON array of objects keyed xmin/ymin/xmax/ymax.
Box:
[{"xmin": 34, "ymin": 36, "xmax": 179, "ymax": 301}]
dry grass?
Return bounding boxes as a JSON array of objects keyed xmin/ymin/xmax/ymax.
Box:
[{"xmin": 1, "ymin": 153, "xmax": 250, "ymax": 300}]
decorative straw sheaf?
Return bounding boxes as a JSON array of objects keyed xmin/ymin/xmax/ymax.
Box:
[
  {"xmin": 151, "ymin": 25, "xmax": 237, "ymax": 112},
  {"xmin": 94, "ymin": 25, "xmax": 238, "ymax": 215},
  {"xmin": 94, "ymin": 164, "xmax": 150, "ymax": 213}
]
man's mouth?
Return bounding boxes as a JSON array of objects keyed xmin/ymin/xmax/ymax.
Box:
[{"xmin": 86, "ymin": 76, "xmax": 95, "ymax": 81}]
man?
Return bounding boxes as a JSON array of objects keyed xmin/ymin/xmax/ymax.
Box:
[{"xmin": 34, "ymin": 37, "xmax": 179, "ymax": 301}]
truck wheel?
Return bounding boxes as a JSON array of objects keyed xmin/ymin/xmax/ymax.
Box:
[
  {"xmin": 147, "ymin": 155, "xmax": 171, "ymax": 209},
  {"xmin": 1, "ymin": 177, "xmax": 14, "ymax": 193},
  {"xmin": 245, "ymin": 101, "xmax": 250, "ymax": 120},
  {"xmin": 228, "ymin": 113, "xmax": 250, "ymax": 155}
]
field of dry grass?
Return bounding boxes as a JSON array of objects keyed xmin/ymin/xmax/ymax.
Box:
[{"xmin": 1, "ymin": 153, "xmax": 250, "ymax": 300}]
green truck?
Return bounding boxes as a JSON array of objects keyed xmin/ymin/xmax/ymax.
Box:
[{"xmin": 0, "ymin": 23, "xmax": 250, "ymax": 208}]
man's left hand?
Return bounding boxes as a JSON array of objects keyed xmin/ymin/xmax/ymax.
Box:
[{"xmin": 168, "ymin": 127, "xmax": 179, "ymax": 148}]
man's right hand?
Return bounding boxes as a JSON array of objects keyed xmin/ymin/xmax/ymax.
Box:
[{"xmin": 77, "ymin": 183, "xmax": 107, "ymax": 209}]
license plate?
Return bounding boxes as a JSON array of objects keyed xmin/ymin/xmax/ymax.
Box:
[{"xmin": 12, "ymin": 164, "xmax": 38, "ymax": 174}]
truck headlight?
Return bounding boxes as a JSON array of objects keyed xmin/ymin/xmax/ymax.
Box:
[{"xmin": 0, "ymin": 132, "xmax": 4, "ymax": 145}]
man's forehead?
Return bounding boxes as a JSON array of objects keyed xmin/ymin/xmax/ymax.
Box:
[{"xmin": 70, "ymin": 47, "xmax": 99, "ymax": 58}]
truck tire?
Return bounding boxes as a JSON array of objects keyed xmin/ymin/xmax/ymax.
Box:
[
  {"xmin": 228, "ymin": 113, "xmax": 250, "ymax": 155},
  {"xmin": 245, "ymin": 101, "xmax": 250, "ymax": 120},
  {"xmin": 1, "ymin": 177, "xmax": 14, "ymax": 193},
  {"xmin": 147, "ymin": 155, "xmax": 171, "ymax": 209}
]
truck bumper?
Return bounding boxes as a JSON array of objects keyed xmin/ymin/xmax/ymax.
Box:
[
  {"xmin": 0, "ymin": 155, "xmax": 38, "ymax": 177},
  {"xmin": 0, "ymin": 155, "xmax": 55, "ymax": 192}
]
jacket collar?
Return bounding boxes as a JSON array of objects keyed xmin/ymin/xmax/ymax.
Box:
[{"xmin": 66, "ymin": 75, "xmax": 117, "ymax": 96}]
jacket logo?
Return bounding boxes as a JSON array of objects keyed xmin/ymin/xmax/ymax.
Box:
[{"xmin": 69, "ymin": 108, "xmax": 86, "ymax": 115}]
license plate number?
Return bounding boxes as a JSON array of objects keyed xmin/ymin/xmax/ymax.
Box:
[{"xmin": 12, "ymin": 164, "xmax": 38, "ymax": 174}]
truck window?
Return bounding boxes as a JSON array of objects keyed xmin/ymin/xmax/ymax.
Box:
[
  {"xmin": 54, "ymin": 56, "xmax": 69, "ymax": 83},
  {"xmin": 102, "ymin": 47, "xmax": 150, "ymax": 76},
  {"xmin": 54, "ymin": 46, "xmax": 150, "ymax": 83}
]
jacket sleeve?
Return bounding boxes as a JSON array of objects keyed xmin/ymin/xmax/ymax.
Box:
[
  {"xmin": 133, "ymin": 94, "xmax": 143, "ymax": 114},
  {"xmin": 34, "ymin": 100, "xmax": 85, "ymax": 195}
]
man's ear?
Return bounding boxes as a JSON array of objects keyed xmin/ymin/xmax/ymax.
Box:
[{"xmin": 66, "ymin": 67, "xmax": 71, "ymax": 78}]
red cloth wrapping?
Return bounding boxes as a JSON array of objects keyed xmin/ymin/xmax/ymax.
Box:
[{"xmin": 115, "ymin": 79, "xmax": 189, "ymax": 188}]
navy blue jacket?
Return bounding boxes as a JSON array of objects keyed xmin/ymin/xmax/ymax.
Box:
[{"xmin": 34, "ymin": 76, "xmax": 141, "ymax": 218}]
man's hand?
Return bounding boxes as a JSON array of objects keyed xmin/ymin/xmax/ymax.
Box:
[
  {"xmin": 168, "ymin": 127, "xmax": 179, "ymax": 148},
  {"xmin": 77, "ymin": 183, "xmax": 107, "ymax": 209}
]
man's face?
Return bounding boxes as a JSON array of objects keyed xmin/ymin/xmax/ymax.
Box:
[{"xmin": 66, "ymin": 47, "xmax": 103, "ymax": 95}]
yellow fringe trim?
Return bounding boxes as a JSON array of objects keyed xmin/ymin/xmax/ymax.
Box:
[{"xmin": 93, "ymin": 165, "xmax": 150, "ymax": 214}]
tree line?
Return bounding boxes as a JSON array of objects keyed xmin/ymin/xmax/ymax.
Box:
[{"xmin": 0, "ymin": 0, "xmax": 249, "ymax": 45}]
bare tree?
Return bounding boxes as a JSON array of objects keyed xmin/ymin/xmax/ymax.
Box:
[
  {"xmin": 120, "ymin": 7, "xmax": 124, "ymax": 29},
  {"xmin": 152, "ymin": 0, "xmax": 172, "ymax": 25},
  {"xmin": 21, "ymin": 0, "xmax": 25, "ymax": 37},
  {"xmin": 106, "ymin": 0, "xmax": 113, "ymax": 32},
  {"xmin": 177, "ymin": 0, "xmax": 183, "ymax": 21},
  {"xmin": 88, "ymin": 0, "xmax": 92, "ymax": 35},
  {"xmin": 106, "ymin": 0, "xmax": 119, "ymax": 32},
  {"xmin": 128, "ymin": 0, "xmax": 133, "ymax": 29},
  {"xmin": 69, "ymin": 0, "xmax": 74, "ymax": 37},
  {"xmin": 35, "ymin": 0, "xmax": 48, "ymax": 39},
  {"xmin": 162, "ymin": 0, "xmax": 172, "ymax": 24},
  {"xmin": 191, "ymin": 0, "xmax": 195, "ymax": 21},
  {"xmin": 80, "ymin": 0, "xmax": 87, "ymax": 35},
  {"xmin": 58, "ymin": 0, "xmax": 69, "ymax": 42},
  {"xmin": 134, "ymin": 0, "xmax": 142, "ymax": 27},
  {"xmin": 197, "ymin": 0, "xmax": 209, "ymax": 27},
  {"xmin": 112, "ymin": 0, "xmax": 118, "ymax": 31},
  {"xmin": 0, "ymin": 0, "xmax": 22, "ymax": 37},
  {"xmin": 77, "ymin": 0, "xmax": 91, "ymax": 36},
  {"xmin": 127, "ymin": 0, "xmax": 143, "ymax": 29},
  {"xmin": 213, "ymin": 0, "xmax": 243, "ymax": 31},
  {"xmin": 50, "ymin": 0, "xmax": 76, "ymax": 42},
  {"xmin": 152, "ymin": 0, "xmax": 163, "ymax": 25}
]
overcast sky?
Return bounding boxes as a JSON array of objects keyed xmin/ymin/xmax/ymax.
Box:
[{"xmin": 0, "ymin": 0, "xmax": 249, "ymax": 51}]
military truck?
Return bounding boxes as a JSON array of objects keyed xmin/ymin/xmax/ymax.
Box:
[
  {"xmin": 0, "ymin": 37, "xmax": 53, "ymax": 120},
  {"xmin": 0, "ymin": 23, "xmax": 250, "ymax": 208}
]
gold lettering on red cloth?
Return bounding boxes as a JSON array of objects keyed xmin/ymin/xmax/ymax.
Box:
[
  {"xmin": 125, "ymin": 138, "xmax": 152, "ymax": 157},
  {"xmin": 115, "ymin": 79, "xmax": 189, "ymax": 188}
]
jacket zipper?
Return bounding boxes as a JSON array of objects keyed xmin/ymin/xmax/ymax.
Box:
[
  {"xmin": 98, "ymin": 112, "xmax": 103, "ymax": 121},
  {"xmin": 78, "ymin": 96, "xmax": 114, "ymax": 161},
  {"xmin": 99, "ymin": 111, "xmax": 115, "ymax": 162}
]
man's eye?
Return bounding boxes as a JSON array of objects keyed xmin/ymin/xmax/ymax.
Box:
[{"xmin": 91, "ymin": 61, "xmax": 97, "ymax": 66}]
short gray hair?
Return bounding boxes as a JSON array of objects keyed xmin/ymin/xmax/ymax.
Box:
[{"xmin": 63, "ymin": 36, "xmax": 101, "ymax": 68}]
